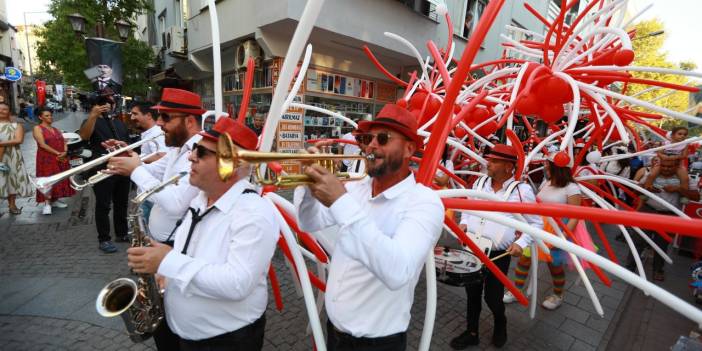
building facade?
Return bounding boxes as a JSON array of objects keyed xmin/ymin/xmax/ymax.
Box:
[
  {"xmin": 0, "ymin": 0, "xmax": 27, "ymax": 112},
  {"xmin": 141, "ymin": 0, "xmax": 550, "ymax": 141}
]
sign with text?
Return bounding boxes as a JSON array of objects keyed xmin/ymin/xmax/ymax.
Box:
[{"xmin": 276, "ymin": 95, "xmax": 305, "ymax": 174}]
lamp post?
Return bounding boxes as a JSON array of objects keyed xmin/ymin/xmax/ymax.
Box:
[{"xmin": 66, "ymin": 12, "xmax": 132, "ymax": 41}]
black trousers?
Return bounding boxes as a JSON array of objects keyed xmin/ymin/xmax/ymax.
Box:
[
  {"xmin": 464, "ymin": 250, "xmax": 511, "ymax": 334},
  {"xmin": 326, "ymin": 320, "xmax": 406, "ymax": 351},
  {"xmin": 92, "ymin": 174, "xmax": 130, "ymax": 242},
  {"xmin": 178, "ymin": 315, "xmax": 266, "ymax": 351},
  {"xmin": 629, "ymin": 205, "xmax": 673, "ymax": 273},
  {"xmin": 153, "ymin": 317, "xmax": 180, "ymax": 351}
]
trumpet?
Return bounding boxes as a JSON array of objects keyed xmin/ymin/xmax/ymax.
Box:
[
  {"xmin": 33, "ymin": 133, "xmax": 164, "ymax": 195},
  {"xmin": 217, "ymin": 133, "xmax": 374, "ymax": 187},
  {"xmin": 70, "ymin": 150, "xmax": 163, "ymax": 190}
]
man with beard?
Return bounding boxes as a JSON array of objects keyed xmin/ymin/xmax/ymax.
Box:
[
  {"xmin": 79, "ymin": 92, "xmax": 131, "ymax": 253},
  {"xmin": 129, "ymin": 101, "xmax": 167, "ymax": 164},
  {"xmin": 106, "ymin": 88, "xmax": 205, "ymax": 350},
  {"xmin": 294, "ymin": 104, "xmax": 444, "ymax": 350}
]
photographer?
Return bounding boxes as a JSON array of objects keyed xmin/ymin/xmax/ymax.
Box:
[{"xmin": 78, "ymin": 91, "xmax": 131, "ymax": 254}]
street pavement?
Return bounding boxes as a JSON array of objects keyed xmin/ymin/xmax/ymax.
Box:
[{"xmin": 0, "ymin": 111, "xmax": 699, "ymax": 350}]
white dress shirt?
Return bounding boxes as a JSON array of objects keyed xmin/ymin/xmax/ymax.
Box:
[
  {"xmin": 294, "ymin": 173, "xmax": 444, "ymax": 338},
  {"xmin": 131, "ymin": 134, "xmax": 201, "ymax": 242},
  {"xmin": 460, "ymin": 177, "xmax": 542, "ymax": 250},
  {"xmin": 139, "ymin": 125, "xmax": 167, "ymax": 158},
  {"xmin": 157, "ymin": 179, "xmax": 279, "ymax": 340}
]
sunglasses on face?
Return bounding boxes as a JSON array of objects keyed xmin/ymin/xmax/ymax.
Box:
[
  {"xmin": 159, "ymin": 112, "xmax": 187, "ymax": 123},
  {"xmin": 355, "ymin": 132, "xmax": 400, "ymax": 146},
  {"xmin": 193, "ymin": 143, "xmax": 217, "ymax": 159}
]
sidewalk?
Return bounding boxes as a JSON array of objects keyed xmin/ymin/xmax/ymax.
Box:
[{"xmin": 1, "ymin": 118, "xmax": 700, "ymax": 349}]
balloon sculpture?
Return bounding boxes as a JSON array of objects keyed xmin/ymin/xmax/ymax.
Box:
[{"xmin": 205, "ymin": 0, "xmax": 702, "ymax": 349}]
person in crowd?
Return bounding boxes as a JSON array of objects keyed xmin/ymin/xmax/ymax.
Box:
[
  {"xmin": 452, "ymin": 143, "xmax": 542, "ymax": 349},
  {"xmin": 129, "ymin": 101, "xmax": 168, "ymax": 164},
  {"xmin": 126, "ymin": 118, "xmax": 278, "ymax": 351},
  {"xmin": 434, "ymin": 147, "xmax": 455, "ymax": 188},
  {"xmin": 295, "ymin": 104, "xmax": 444, "ymax": 350},
  {"xmin": 643, "ymin": 127, "xmax": 690, "ymax": 190},
  {"xmin": 340, "ymin": 130, "xmax": 365, "ymax": 174},
  {"xmin": 632, "ymin": 158, "xmax": 700, "ymax": 281},
  {"xmin": 0, "ymin": 102, "xmax": 33, "ymax": 215},
  {"xmin": 32, "ymin": 108, "xmax": 75, "ymax": 215},
  {"xmin": 78, "ymin": 91, "xmax": 131, "ymax": 253},
  {"xmin": 504, "ymin": 154, "xmax": 583, "ymax": 310},
  {"xmin": 251, "ymin": 113, "xmax": 265, "ymax": 136}
]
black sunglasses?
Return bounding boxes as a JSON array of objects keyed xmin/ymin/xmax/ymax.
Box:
[
  {"xmin": 159, "ymin": 112, "xmax": 188, "ymax": 123},
  {"xmin": 193, "ymin": 143, "xmax": 217, "ymax": 159},
  {"xmin": 355, "ymin": 132, "xmax": 399, "ymax": 146}
]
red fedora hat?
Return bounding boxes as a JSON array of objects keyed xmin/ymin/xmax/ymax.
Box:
[
  {"xmin": 152, "ymin": 88, "xmax": 207, "ymax": 115},
  {"xmin": 357, "ymin": 104, "xmax": 423, "ymax": 148},
  {"xmin": 199, "ymin": 117, "xmax": 258, "ymax": 150},
  {"xmin": 485, "ymin": 143, "xmax": 518, "ymax": 163}
]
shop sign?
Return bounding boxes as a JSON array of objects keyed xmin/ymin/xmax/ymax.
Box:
[
  {"xmin": 3, "ymin": 67, "xmax": 21, "ymax": 82},
  {"xmin": 276, "ymin": 95, "xmax": 305, "ymax": 174}
]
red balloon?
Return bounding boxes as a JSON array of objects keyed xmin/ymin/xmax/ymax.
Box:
[
  {"xmin": 613, "ymin": 49, "xmax": 635, "ymax": 66},
  {"xmin": 423, "ymin": 95, "xmax": 442, "ymax": 120},
  {"xmin": 453, "ymin": 104, "xmax": 462, "ymax": 114},
  {"xmin": 396, "ymin": 98, "xmax": 408, "ymax": 108},
  {"xmin": 516, "ymin": 93, "xmax": 540, "ymax": 115},
  {"xmin": 552, "ymin": 151, "xmax": 570, "ymax": 167},
  {"xmin": 408, "ymin": 92, "xmax": 428, "ymax": 111},
  {"xmin": 476, "ymin": 120, "xmax": 499, "ymax": 137},
  {"xmin": 539, "ymin": 104, "xmax": 564, "ymax": 124},
  {"xmin": 473, "ymin": 107, "xmax": 491, "ymax": 122},
  {"xmin": 542, "ymin": 76, "xmax": 573, "ymax": 104},
  {"xmin": 410, "ymin": 108, "xmax": 422, "ymax": 121},
  {"xmin": 454, "ymin": 126, "xmax": 468, "ymax": 139}
]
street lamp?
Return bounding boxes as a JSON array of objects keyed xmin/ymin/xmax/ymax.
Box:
[
  {"xmin": 115, "ymin": 20, "xmax": 131, "ymax": 41},
  {"xmin": 67, "ymin": 13, "xmax": 86, "ymax": 35}
]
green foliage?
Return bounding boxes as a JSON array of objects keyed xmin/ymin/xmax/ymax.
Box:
[
  {"xmin": 35, "ymin": 0, "xmax": 155, "ymax": 98},
  {"xmin": 625, "ymin": 19, "xmax": 696, "ymax": 128}
]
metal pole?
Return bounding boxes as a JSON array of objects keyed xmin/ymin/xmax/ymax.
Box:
[{"xmin": 23, "ymin": 12, "xmax": 33, "ymax": 78}]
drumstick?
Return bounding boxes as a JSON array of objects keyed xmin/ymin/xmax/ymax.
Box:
[{"xmin": 490, "ymin": 251, "xmax": 511, "ymax": 261}]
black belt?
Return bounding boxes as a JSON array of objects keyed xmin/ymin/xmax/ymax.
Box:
[{"xmin": 327, "ymin": 320, "xmax": 405, "ymax": 347}]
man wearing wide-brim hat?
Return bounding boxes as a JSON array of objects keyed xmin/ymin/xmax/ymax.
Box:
[
  {"xmin": 295, "ymin": 103, "xmax": 444, "ymax": 349},
  {"xmin": 451, "ymin": 143, "xmax": 543, "ymax": 349}
]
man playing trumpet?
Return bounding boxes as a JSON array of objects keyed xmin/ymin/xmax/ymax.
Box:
[
  {"xmin": 295, "ymin": 104, "xmax": 444, "ymax": 350},
  {"xmin": 127, "ymin": 117, "xmax": 279, "ymax": 351}
]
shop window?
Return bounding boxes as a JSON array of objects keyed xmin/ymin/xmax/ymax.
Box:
[
  {"xmin": 303, "ymin": 96, "xmax": 373, "ymax": 140},
  {"xmin": 223, "ymin": 61, "xmax": 274, "ymax": 92}
]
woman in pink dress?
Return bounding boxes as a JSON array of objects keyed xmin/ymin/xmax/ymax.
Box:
[{"xmin": 32, "ymin": 108, "xmax": 75, "ymax": 215}]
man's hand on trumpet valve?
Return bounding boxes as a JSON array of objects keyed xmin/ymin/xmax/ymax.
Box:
[
  {"xmin": 105, "ymin": 152, "xmax": 142, "ymax": 176},
  {"xmin": 101, "ymin": 139, "xmax": 130, "ymax": 156},
  {"xmin": 304, "ymin": 163, "xmax": 347, "ymax": 207},
  {"xmin": 127, "ymin": 239, "xmax": 172, "ymax": 274}
]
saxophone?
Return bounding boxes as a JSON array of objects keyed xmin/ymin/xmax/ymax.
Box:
[{"xmin": 95, "ymin": 171, "xmax": 188, "ymax": 342}]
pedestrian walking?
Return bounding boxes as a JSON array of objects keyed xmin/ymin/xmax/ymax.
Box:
[{"xmin": 32, "ymin": 108, "xmax": 76, "ymax": 215}]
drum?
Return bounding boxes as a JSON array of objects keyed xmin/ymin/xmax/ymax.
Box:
[{"xmin": 434, "ymin": 246, "xmax": 484, "ymax": 287}]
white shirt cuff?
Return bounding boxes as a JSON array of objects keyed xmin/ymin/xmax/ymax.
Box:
[{"xmin": 158, "ymin": 250, "xmax": 205, "ymax": 293}]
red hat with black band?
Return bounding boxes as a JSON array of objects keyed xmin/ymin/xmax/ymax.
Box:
[
  {"xmin": 484, "ymin": 143, "xmax": 518, "ymax": 163},
  {"xmin": 152, "ymin": 88, "xmax": 207, "ymax": 115},
  {"xmin": 199, "ymin": 117, "xmax": 258, "ymax": 150},
  {"xmin": 357, "ymin": 104, "xmax": 423, "ymax": 149}
]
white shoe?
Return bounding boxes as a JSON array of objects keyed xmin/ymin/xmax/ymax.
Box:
[
  {"xmin": 542, "ymin": 294, "xmax": 563, "ymax": 310},
  {"xmin": 52, "ymin": 200, "xmax": 68, "ymax": 208},
  {"xmin": 503, "ymin": 291, "xmax": 517, "ymax": 304},
  {"xmin": 42, "ymin": 204, "xmax": 52, "ymax": 215}
]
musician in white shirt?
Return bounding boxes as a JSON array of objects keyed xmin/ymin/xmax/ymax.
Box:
[
  {"xmin": 452, "ymin": 143, "xmax": 542, "ymax": 349},
  {"xmin": 127, "ymin": 117, "xmax": 278, "ymax": 350},
  {"xmin": 295, "ymin": 104, "xmax": 444, "ymax": 350}
]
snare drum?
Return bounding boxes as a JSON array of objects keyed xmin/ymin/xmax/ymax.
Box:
[{"xmin": 434, "ymin": 246, "xmax": 484, "ymax": 287}]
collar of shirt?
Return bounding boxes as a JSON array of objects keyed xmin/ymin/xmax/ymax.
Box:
[
  {"xmin": 365, "ymin": 172, "xmax": 416, "ymax": 200},
  {"xmin": 141, "ymin": 124, "xmax": 162, "ymax": 139},
  {"xmin": 181, "ymin": 134, "xmax": 201, "ymax": 156},
  {"xmin": 479, "ymin": 176, "xmax": 516, "ymax": 195},
  {"xmin": 190, "ymin": 177, "xmax": 254, "ymax": 214}
]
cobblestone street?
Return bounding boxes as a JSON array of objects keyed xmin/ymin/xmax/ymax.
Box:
[{"xmin": 0, "ymin": 112, "xmax": 697, "ymax": 350}]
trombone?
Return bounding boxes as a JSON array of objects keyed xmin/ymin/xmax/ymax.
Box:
[
  {"xmin": 33, "ymin": 133, "xmax": 165, "ymax": 195},
  {"xmin": 217, "ymin": 133, "xmax": 373, "ymax": 187},
  {"xmin": 70, "ymin": 149, "xmax": 163, "ymax": 190}
]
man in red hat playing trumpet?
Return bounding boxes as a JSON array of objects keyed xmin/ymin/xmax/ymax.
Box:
[
  {"xmin": 127, "ymin": 117, "xmax": 279, "ymax": 351},
  {"xmin": 451, "ymin": 143, "xmax": 542, "ymax": 349},
  {"xmin": 295, "ymin": 103, "xmax": 444, "ymax": 350}
]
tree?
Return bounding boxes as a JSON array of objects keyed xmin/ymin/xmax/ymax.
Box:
[
  {"xmin": 35, "ymin": 0, "xmax": 155, "ymax": 98},
  {"xmin": 625, "ymin": 19, "xmax": 699, "ymax": 130}
]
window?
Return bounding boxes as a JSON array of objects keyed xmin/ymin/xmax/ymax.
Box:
[
  {"xmin": 158, "ymin": 12, "xmax": 166, "ymax": 47},
  {"xmin": 463, "ymin": 0, "xmax": 487, "ymax": 38}
]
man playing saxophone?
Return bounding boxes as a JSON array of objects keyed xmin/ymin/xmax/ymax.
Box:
[
  {"xmin": 294, "ymin": 104, "xmax": 444, "ymax": 350},
  {"xmin": 126, "ymin": 117, "xmax": 279, "ymax": 351}
]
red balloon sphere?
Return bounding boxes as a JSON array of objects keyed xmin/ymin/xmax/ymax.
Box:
[
  {"xmin": 542, "ymin": 76, "xmax": 573, "ymax": 104},
  {"xmin": 408, "ymin": 92, "xmax": 428, "ymax": 111},
  {"xmin": 539, "ymin": 104, "xmax": 565, "ymax": 124},
  {"xmin": 476, "ymin": 120, "xmax": 499, "ymax": 138},
  {"xmin": 552, "ymin": 151, "xmax": 570, "ymax": 168},
  {"xmin": 516, "ymin": 93, "xmax": 540, "ymax": 115},
  {"xmin": 423, "ymin": 95, "xmax": 442, "ymax": 120},
  {"xmin": 454, "ymin": 126, "xmax": 468, "ymax": 139},
  {"xmin": 473, "ymin": 107, "xmax": 491, "ymax": 122},
  {"xmin": 613, "ymin": 49, "xmax": 635, "ymax": 66},
  {"xmin": 396, "ymin": 98, "xmax": 408, "ymax": 108}
]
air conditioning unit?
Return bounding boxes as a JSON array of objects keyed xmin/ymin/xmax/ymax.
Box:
[
  {"xmin": 166, "ymin": 26, "xmax": 186, "ymax": 55},
  {"xmin": 235, "ymin": 39, "xmax": 262, "ymax": 70}
]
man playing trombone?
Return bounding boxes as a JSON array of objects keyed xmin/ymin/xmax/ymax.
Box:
[
  {"xmin": 126, "ymin": 117, "xmax": 278, "ymax": 351},
  {"xmin": 294, "ymin": 104, "xmax": 444, "ymax": 350}
]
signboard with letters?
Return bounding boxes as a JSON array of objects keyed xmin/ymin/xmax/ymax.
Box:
[{"xmin": 276, "ymin": 95, "xmax": 305, "ymax": 174}]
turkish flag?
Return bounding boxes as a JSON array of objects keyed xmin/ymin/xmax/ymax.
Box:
[{"xmin": 35, "ymin": 80, "xmax": 47, "ymax": 107}]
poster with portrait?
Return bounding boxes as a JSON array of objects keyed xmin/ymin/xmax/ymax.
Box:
[{"xmin": 85, "ymin": 38, "xmax": 123, "ymax": 94}]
